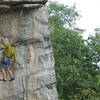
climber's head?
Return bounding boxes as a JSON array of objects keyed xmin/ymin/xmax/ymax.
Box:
[{"xmin": 11, "ymin": 44, "xmax": 16, "ymax": 48}]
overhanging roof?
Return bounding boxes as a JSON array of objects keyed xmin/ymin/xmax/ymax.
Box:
[
  {"xmin": 0, "ymin": 0, "xmax": 48, "ymax": 5},
  {"xmin": 0, "ymin": 0, "xmax": 48, "ymax": 10}
]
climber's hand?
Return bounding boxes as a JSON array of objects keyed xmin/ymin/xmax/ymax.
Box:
[
  {"xmin": 12, "ymin": 62, "xmax": 16, "ymax": 67},
  {"xmin": 1, "ymin": 36, "xmax": 4, "ymax": 41}
]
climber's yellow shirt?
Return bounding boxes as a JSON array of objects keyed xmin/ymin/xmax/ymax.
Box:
[{"xmin": 0, "ymin": 39, "xmax": 16, "ymax": 62}]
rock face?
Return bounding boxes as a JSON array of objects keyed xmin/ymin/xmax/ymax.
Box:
[{"xmin": 0, "ymin": 1, "xmax": 58, "ymax": 100}]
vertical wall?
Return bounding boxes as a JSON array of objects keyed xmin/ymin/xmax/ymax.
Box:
[{"xmin": 0, "ymin": 5, "xmax": 58, "ymax": 100}]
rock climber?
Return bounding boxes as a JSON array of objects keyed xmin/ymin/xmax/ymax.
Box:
[{"xmin": 0, "ymin": 36, "xmax": 16, "ymax": 82}]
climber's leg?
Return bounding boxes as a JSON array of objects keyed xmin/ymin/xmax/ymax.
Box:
[
  {"xmin": 6, "ymin": 68, "xmax": 14, "ymax": 81},
  {"xmin": 6, "ymin": 58, "xmax": 15, "ymax": 81},
  {"xmin": 0, "ymin": 58, "xmax": 7, "ymax": 81},
  {"xmin": 1, "ymin": 67, "xmax": 7, "ymax": 82}
]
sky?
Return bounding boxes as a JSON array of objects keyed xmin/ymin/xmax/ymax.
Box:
[{"xmin": 50, "ymin": 0, "xmax": 100, "ymax": 39}]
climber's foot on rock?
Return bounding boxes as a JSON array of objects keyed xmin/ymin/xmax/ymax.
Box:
[
  {"xmin": 9, "ymin": 77, "xmax": 15, "ymax": 81},
  {"xmin": 2, "ymin": 79, "xmax": 7, "ymax": 82}
]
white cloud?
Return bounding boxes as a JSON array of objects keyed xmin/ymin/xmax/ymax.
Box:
[{"xmin": 50, "ymin": 0, "xmax": 100, "ymax": 39}]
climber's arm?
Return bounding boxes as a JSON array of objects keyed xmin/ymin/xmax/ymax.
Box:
[
  {"xmin": 0, "ymin": 37, "xmax": 2, "ymax": 44},
  {"xmin": 0, "ymin": 37, "xmax": 8, "ymax": 48},
  {"xmin": 12, "ymin": 50, "xmax": 16, "ymax": 63}
]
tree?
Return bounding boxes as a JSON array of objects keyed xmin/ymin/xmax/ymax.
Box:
[
  {"xmin": 87, "ymin": 31, "xmax": 100, "ymax": 92},
  {"xmin": 48, "ymin": 2, "xmax": 80, "ymax": 29},
  {"xmin": 48, "ymin": 2, "xmax": 100, "ymax": 100}
]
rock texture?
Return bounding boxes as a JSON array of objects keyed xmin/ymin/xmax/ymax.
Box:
[{"xmin": 0, "ymin": 1, "xmax": 58, "ymax": 100}]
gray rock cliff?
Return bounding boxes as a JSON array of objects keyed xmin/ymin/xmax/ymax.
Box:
[{"xmin": 0, "ymin": 0, "xmax": 58, "ymax": 100}]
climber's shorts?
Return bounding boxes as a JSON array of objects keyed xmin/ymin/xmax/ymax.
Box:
[{"xmin": 0, "ymin": 57, "xmax": 12, "ymax": 67}]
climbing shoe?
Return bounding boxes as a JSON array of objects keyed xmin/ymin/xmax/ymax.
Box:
[
  {"xmin": 9, "ymin": 77, "xmax": 15, "ymax": 81},
  {"xmin": 2, "ymin": 79, "xmax": 7, "ymax": 82}
]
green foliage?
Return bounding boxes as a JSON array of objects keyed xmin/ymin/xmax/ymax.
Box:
[
  {"xmin": 48, "ymin": 2, "xmax": 80, "ymax": 28},
  {"xmin": 88, "ymin": 32, "xmax": 100, "ymax": 56},
  {"xmin": 48, "ymin": 2, "xmax": 100, "ymax": 100}
]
